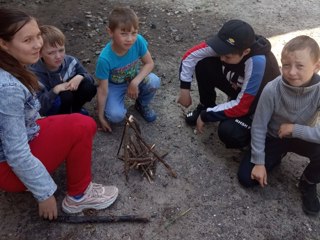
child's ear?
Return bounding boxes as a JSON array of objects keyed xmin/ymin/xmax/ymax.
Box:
[
  {"xmin": 314, "ymin": 59, "xmax": 320, "ymax": 74},
  {"xmin": 106, "ymin": 27, "xmax": 113, "ymax": 37},
  {"xmin": 0, "ymin": 38, "xmax": 9, "ymax": 51},
  {"xmin": 243, "ymin": 48, "xmax": 251, "ymax": 56}
]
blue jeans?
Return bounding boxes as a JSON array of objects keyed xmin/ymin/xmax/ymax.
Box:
[{"xmin": 105, "ymin": 73, "xmax": 160, "ymax": 123}]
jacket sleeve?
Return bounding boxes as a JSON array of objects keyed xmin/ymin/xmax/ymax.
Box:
[
  {"xmin": 250, "ymin": 84, "xmax": 274, "ymax": 165},
  {"xmin": 0, "ymin": 84, "xmax": 57, "ymax": 201},
  {"xmin": 179, "ymin": 42, "xmax": 217, "ymax": 89},
  {"xmin": 36, "ymin": 82, "xmax": 58, "ymax": 116},
  {"xmin": 200, "ymin": 55, "xmax": 267, "ymax": 122},
  {"xmin": 293, "ymin": 123, "xmax": 320, "ymax": 143}
]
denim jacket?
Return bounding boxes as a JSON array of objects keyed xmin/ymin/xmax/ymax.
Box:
[{"xmin": 0, "ymin": 68, "xmax": 57, "ymax": 201}]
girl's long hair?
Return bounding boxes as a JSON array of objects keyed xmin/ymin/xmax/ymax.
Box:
[{"xmin": 0, "ymin": 8, "xmax": 39, "ymax": 92}]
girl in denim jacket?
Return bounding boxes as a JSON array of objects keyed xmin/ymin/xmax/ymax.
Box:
[{"xmin": 0, "ymin": 8, "xmax": 118, "ymax": 220}]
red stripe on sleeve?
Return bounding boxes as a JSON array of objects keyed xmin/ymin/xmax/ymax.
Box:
[
  {"xmin": 224, "ymin": 94, "xmax": 255, "ymax": 117},
  {"xmin": 182, "ymin": 42, "xmax": 208, "ymax": 60}
]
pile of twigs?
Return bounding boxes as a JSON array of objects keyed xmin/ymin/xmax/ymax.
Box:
[{"xmin": 117, "ymin": 115, "xmax": 177, "ymax": 182}]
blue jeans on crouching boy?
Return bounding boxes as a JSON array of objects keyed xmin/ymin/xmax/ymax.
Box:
[{"xmin": 105, "ymin": 73, "xmax": 160, "ymax": 123}]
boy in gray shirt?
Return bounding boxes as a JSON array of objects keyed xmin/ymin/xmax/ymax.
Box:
[{"xmin": 238, "ymin": 35, "xmax": 320, "ymax": 215}]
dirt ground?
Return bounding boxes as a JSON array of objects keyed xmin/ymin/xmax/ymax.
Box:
[{"xmin": 1, "ymin": 0, "xmax": 320, "ymax": 239}]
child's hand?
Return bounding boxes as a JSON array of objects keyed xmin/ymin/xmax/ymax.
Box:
[
  {"xmin": 127, "ymin": 81, "xmax": 139, "ymax": 99},
  {"xmin": 67, "ymin": 75, "xmax": 84, "ymax": 91},
  {"xmin": 98, "ymin": 117, "xmax": 112, "ymax": 132},
  {"xmin": 177, "ymin": 89, "xmax": 192, "ymax": 108},
  {"xmin": 53, "ymin": 82, "xmax": 69, "ymax": 94},
  {"xmin": 251, "ymin": 165, "xmax": 267, "ymax": 187},
  {"xmin": 278, "ymin": 123, "xmax": 294, "ymax": 138},
  {"xmin": 195, "ymin": 116, "xmax": 205, "ymax": 134},
  {"xmin": 38, "ymin": 195, "xmax": 57, "ymax": 220}
]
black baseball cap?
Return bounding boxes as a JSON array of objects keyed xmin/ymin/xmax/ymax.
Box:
[{"xmin": 207, "ymin": 19, "xmax": 255, "ymax": 55}]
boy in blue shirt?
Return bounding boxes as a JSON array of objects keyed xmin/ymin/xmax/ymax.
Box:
[{"xmin": 95, "ymin": 7, "xmax": 160, "ymax": 132}]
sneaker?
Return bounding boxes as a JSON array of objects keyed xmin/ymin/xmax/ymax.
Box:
[
  {"xmin": 298, "ymin": 178, "xmax": 320, "ymax": 216},
  {"xmin": 62, "ymin": 182, "xmax": 118, "ymax": 214},
  {"xmin": 185, "ymin": 103, "xmax": 206, "ymax": 126},
  {"xmin": 135, "ymin": 101, "xmax": 157, "ymax": 122}
]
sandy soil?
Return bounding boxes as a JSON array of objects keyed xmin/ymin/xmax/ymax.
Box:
[{"xmin": 1, "ymin": 0, "xmax": 320, "ymax": 239}]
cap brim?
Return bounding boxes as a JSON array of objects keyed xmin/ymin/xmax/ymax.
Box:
[{"xmin": 206, "ymin": 34, "xmax": 236, "ymax": 55}]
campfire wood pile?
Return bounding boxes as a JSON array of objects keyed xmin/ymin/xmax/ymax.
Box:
[{"xmin": 117, "ymin": 115, "xmax": 177, "ymax": 182}]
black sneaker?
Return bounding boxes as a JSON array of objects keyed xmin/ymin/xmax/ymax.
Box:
[
  {"xmin": 299, "ymin": 178, "xmax": 320, "ymax": 216},
  {"xmin": 185, "ymin": 103, "xmax": 206, "ymax": 126}
]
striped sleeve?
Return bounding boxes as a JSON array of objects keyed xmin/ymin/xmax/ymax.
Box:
[{"xmin": 179, "ymin": 42, "xmax": 216, "ymax": 88}]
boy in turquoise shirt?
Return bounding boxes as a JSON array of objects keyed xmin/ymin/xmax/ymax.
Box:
[{"xmin": 95, "ymin": 7, "xmax": 160, "ymax": 132}]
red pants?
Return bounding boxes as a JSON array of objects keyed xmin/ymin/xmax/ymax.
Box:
[{"xmin": 0, "ymin": 113, "xmax": 96, "ymax": 196}]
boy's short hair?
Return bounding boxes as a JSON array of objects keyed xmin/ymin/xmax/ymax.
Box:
[
  {"xmin": 281, "ymin": 35, "xmax": 320, "ymax": 62},
  {"xmin": 40, "ymin": 25, "xmax": 65, "ymax": 47},
  {"xmin": 207, "ymin": 19, "xmax": 255, "ymax": 55},
  {"xmin": 108, "ymin": 7, "xmax": 139, "ymax": 32}
]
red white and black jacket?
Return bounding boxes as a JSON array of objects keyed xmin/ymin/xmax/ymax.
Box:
[{"xmin": 179, "ymin": 35, "xmax": 280, "ymax": 122}]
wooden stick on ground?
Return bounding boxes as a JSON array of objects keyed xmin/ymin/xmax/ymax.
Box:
[
  {"xmin": 117, "ymin": 115, "xmax": 177, "ymax": 180},
  {"xmin": 55, "ymin": 214, "xmax": 150, "ymax": 224},
  {"xmin": 126, "ymin": 117, "xmax": 177, "ymax": 178}
]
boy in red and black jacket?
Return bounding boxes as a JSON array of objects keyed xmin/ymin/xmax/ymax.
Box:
[{"xmin": 178, "ymin": 19, "xmax": 280, "ymax": 149}]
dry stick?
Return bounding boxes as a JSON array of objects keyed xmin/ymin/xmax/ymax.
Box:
[
  {"xmin": 127, "ymin": 119, "xmax": 172, "ymax": 171},
  {"xmin": 146, "ymin": 152, "xmax": 168, "ymax": 176},
  {"xmin": 118, "ymin": 116, "xmax": 174, "ymax": 180},
  {"xmin": 117, "ymin": 157, "xmax": 154, "ymax": 162},
  {"xmin": 163, "ymin": 208, "xmax": 192, "ymax": 229},
  {"xmin": 127, "ymin": 120, "xmax": 177, "ymax": 178},
  {"xmin": 137, "ymin": 144, "xmax": 155, "ymax": 158},
  {"xmin": 123, "ymin": 123, "xmax": 130, "ymax": 181},
  {"xmin": 129, "ymin": 115, "xmax": 142, "ymax": 134},
  {"xmin": 55, "ymin": 214, "xmax": 150, "ymax": 224},
  {"xmin": 149, "ymin": 208, "xmax": 192, "ymax": 239},
  {"xmin": 146, "ymin": 152, "xmax": 167, "ymax": 177},
  {"xmin": 130, "ymin": 135, "xmax": 142, "ymax": 154},
  {"xmin": 128, "ymin": 138, "xmax": 138, "ymax": 156},
  {"xmin": 141, "ymin": 165, "xmax": 153, "ymax": 183},
  {"xmin": 130, "ymin": 161, "xmax": 138, "ymax": 169},
  {"xmin": 117, "ymin": 120, "xmax": 128, "ymax": 156},
  {"xmin": 129, "ymin": 157, "xmax": 154, "ymax": 162},
  {"xmin": 127, "ymin": 145, "xmax": 136, "ymax": 158}
]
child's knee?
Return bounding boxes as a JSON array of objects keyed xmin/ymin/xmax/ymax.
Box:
[
  {"xmin": 218, "ymin": 123, "xmax": 238, "ymax": 148},
  {"xmin": 80, "ymin": 80, "xmax": 97, "ymax": 100},
  {"xmin": 218, "ymin": 120, "xmax": 250, "ymax": 149},
  {"xmin": 106, "ymin": 109, "xmax": 126, "ymax": 123},
  {"xmin": 60, "ymin": 91, "xmax": 74, "ymax": 103},
  {"xmin": 145, "ymin": 73, "xmax": 161, "ymax": 89}
]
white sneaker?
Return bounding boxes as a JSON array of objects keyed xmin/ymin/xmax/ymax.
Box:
[{"xmin": 62, "ymin": 182, "xmax": 118, "ymax": 214}]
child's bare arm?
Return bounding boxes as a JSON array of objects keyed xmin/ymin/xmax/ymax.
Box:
[
  {"xmin": 97, "ymin": 80, "xmax": 112, "ymax": 132},
  {"xmin": 127, "ymin": 51, "xmax": 154, "ymax": 99},
  {"xmin": 177, "ymin": 88, "xmax": 192, "ymax": 107}
]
